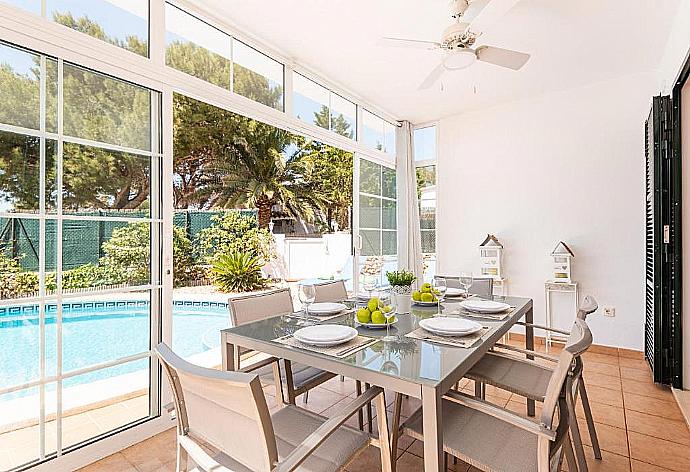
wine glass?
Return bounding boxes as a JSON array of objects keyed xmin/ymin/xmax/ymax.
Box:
[
  {"xmin": 378, "ymin": 291, "xmax": 397, "ymax": 342},
  {"xmin": 298, "ymin": 284, "xmax": 316, "ymax": 325},
  {"xmin": 459, "ymin": 272, "xmax": 474, "ymax": 298},
  {"xmin": 362, "ymin": 274, "xmax": 378, "ymax": 299},
  {"xmin": 432, "ymin": 277, "xmax": 447, "ymax": 316}
]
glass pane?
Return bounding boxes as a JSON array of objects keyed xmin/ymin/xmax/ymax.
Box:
[
  {"xmin": 61, "ymin": 359, "xmax": 149, "ymax": 449},
  {"xmin": 330, "ymin": 93, "xmax": 355, "ymax": 139},
  {"xmin": 292, "ymin": 73, "xmax": 329, "ymax": 129},
  {"xmin": 0, "ymin": 385, "xmax": 56, "ymax": 470},
  {"xmin": 47, "ymin": 0, "xmax": 149, "ymax": 57},
  {"xmin": 61, "ymin": 221, "xmax": 151, "ymax": 290},
  {"xmin": 46, "ymin": 58, "xmax": 58, "ymax": 133},
  {"xmin": 172, "ymin": 301, "xmax": 230, "ymax": 363},
  {"xmin": 61, "ymin": 292, "xmax": 150, "ymax": 373},
  {"xmin": 1, "ymin": 0, "xmax": 41, "ymax": 14},
  {"xmin": 0, "ymin": 131, "xmax": 57, "ymax": 214},
  {"xmin": 233, "ymin": 40, "xmax": 283, "ymax": 110},
  {"xmin": 382, "ymin": 167, "xmax": 396, "ymax": 199},
  {"xmin": 360, "ymin": 229, "xmax": 380, "ymax": 257},
  {"xmin": 63, "ymin": 63, "xmax": 151, "ymax": 151},
  {"xmin": 359, "ymin": 195, "xmax": 380, "ymax": 229},
  {"xmin": 384, "ymin": 121, "xmax": 397, "ymax": 156},
  {"xmin": 0, "ymin": 42, "xmax": 40, "ymax": 129},
  {"xmin": 359, "ymin": 159, "xmax": 381, "ymax": 195},
  {"xmin": 414, "ymin": 126, "xmax": 436, "ymax": 161},
  {"xmin": 416, "ymin": 165, "xmax": 436, "ymax": 189},
  {"xmin": 382, "ymin": 231, "xmax": 397, "ymax": 256},
  {"xmin": 362, "ymin": 110, "xmax": 384, "ymax": 151},
  {"xmin": 382, "ymin": 199, "xmax": 396, "ymax": 229},
  {"xmin": 62, "ymin": 142, "xmax": 150, "ymax": 216},
  {"xmin": 165, "ymin": 3, "xmax": 231, "ymax": 88},
  {"xmin": 421, "ymin": 230, "xmax": 436, "ymax": 253}
]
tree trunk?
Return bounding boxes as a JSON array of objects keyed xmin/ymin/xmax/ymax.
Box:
[{"xmin": 256, "ymin": 196, "xmax": 273, "ymax": 229}]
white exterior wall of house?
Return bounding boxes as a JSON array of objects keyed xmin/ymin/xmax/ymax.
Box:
[{"xmin": 437, "ymin": 71, "xmax": 659, "ymax": 350}]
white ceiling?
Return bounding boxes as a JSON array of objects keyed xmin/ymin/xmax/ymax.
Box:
[{"xmin": 195, "ymin": 0, "xmax": 681, "ymax": 123}]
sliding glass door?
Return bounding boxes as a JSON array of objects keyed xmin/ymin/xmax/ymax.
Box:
[{"xmin": 0, "ymin": 41, "xmax": 162, "ymax": 470}]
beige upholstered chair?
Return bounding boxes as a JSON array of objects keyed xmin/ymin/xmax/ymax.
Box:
[
  {"xmin": 155, "ymin": 343, "xmax": 392, "ymax": 472},
  {"xmin": 391, "ymin": 319, "xmax": 592, "ymax": 472},
  {"xmin": 312, "ymin": 280, "xmax": 348, "ymax": 303},
  {"xmin": 436, "ymin": 275, "xmax": 494, "ymax": 298},
  {"xmin": 228, "ymin": 288, "xmax": 336, "ymax": 405},
  {"xmin": 464, "ymin": 295, "xmax": 600, "ymax": 472}
]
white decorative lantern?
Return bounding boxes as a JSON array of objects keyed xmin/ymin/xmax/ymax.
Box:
[
  {"xmin": 479, "ymin": 234, "xmax": 503, "ymax": 279},
  {"xmin": 551, "ymin": 241, "xmax": 574, "ymax": 283}
]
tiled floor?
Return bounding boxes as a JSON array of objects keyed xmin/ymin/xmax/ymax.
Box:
[{"xmin": 79, "ymin": 345, "xmax": 690, "ymax": 472}]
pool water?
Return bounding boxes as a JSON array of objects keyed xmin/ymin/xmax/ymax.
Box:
[{"xmin": 0, "ymin": 300, "xmax": 229, "ymax": 398}]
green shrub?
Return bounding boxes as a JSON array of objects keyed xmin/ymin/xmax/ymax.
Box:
[
  {"xmin": 210, "ymin": 251, "xmax": 267, "ymax": 293},
  {"xmin": 0, "ymin": 252, "xmax": 39, "ymax": 298},
  {"xmin": 196, "ymin": 212, "xmax": 273, "ymax": 264}
]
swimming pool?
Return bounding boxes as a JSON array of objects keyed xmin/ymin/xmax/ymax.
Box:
[{"xmin": 0, "ymin": 300, "xmax": 229, "ymax": 398}]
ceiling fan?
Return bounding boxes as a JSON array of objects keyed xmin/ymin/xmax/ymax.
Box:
[{"xmin": 379, "ymin": 0, "xmax": 530, "ymax": 90}]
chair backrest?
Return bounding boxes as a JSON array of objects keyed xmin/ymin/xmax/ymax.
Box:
[
  {"xmin": 435, "ymin": 275, "xmax": 494, "ymax": 298},
  {"xmin": 539, "ymin": 317, "xmax": 592, "ymax": 430},
  {"xmin": 155, "ymin": 343, "xmax": 278, "ymax": 472},
  {"xmin": 228, "ymin": 288, "xmax": 294, "ymax": 327},
  {"xmin": 577, "ymin": 295, "xmax": 598, "ymax": 320},
  {"xmin": 313, "ymin": 280, "xmax": 348, "ymax": 303}
]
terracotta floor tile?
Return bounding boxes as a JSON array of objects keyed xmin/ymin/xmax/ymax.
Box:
[
  {"xmin": 120, "ymin": 429, "xmax": 176, "ymax": 472},
  {"xmin": 300, "ymin": 387, "xmax": 348, "ymax": 414},
  {"xmin": 631, "ymin": 459, "xmax": 674, "ymax": 471},
  {"xmin": 576, "ymin": 401, "xmax": 626, "ymax": 429},
  {"xmin": 584, "ymin": 384, "xmax": 625, "ymax": 408},
  {"xmin": 585, "ymin": 361, "xmax": 622, "ymax": 377},
  {"xmin": 625, "ymin": 410, "xmax": 690, "ymax": 446},
  {"xmin": 320, "ymin": 376, "xmax": 359, "ymax": 396},
  {"xmin": 619, "ymin": 349, "xmax": 645, "ymax": 360},
  {"xmin": 577, "ymin": 420, "xmax": 629, "ymax": 457},
  {"xmin": 620, "ymin": 357, "xmax": 651, "ymax": 370},
  {"xmin": 562, "ymin": 446, "xmax": 631, "ymax": 471},
  {"xmin": 582, "ymin": 352, "xmax": 621, "ymax": 366},
  {"xmin": 79, "ymin": 453, "xmax": 138, "ymax": 472},
  {"xmin": 394, "ymin": 451, "xmax": 425, "ymax": 471},
  {"xmin": 623, "ymin": 392, "xmax": 684, "ymax": 421},
  {"xmin": 621, "ymin": 366, "xmax": 655, "ymax": 383},
  {"xmin": 628, "ymin": 431, "xmax": 690, "ymax": 471},
  {"xmin": 622, "ymin": 378, "xmax": 674, "ymax": 401},
  {"xmin": 344, "ymin": 445, "xmax": 383, "ymax": 472},
  {"xmin": 584, "ymin": 371, "xmax": 623, "ymax": 391},
  {"xmin": 589, "ymin": 345, "xmax": 620, "ymax": 356}
]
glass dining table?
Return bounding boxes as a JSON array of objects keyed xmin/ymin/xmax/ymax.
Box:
[{"xmin": 220, "ymin": 295, "xmax": 535, "ymax": 472}]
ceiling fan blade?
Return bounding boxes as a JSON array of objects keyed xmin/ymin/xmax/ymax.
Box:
[
  {"xmin": 468, "ymin": 0, "xmax": 522, "ymax": 33},
  {"xmin": 419, "ymin": 62, "xmax": 446, "ymax": 90},
  {"xmin": 378, "ymin": 37, "xmax": 441, "ymax": 50},
  {"xmin": 476, "ymin": 45, "xmax": 530, "ymax": 70},
  {"xmin": 461, "ymin": 0, "xmax": 491, "ymax": 23}
]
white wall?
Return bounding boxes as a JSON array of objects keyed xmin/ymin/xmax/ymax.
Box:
[
  {"xmin": 437, "ymin": 71, "xmax": 659, "ymax": 350},
  {"xmin": 659, "ymin": 0, "xmax": 690, "ymax": 94}
]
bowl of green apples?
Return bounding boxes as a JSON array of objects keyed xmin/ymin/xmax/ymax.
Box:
[
  {"xmin": 411, "ymin": 283, "xmax": 440, "ymax": 306},
  {"xmin": 355, "ymin": 297, "xmax": 397, "ymax": 329}
]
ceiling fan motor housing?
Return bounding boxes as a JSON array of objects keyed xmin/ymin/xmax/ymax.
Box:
[
  {"xmin": 441, "ymin": 22, "xmax": 478, "ymax": 49},
  {"xmin": 450, "ymin": 0, "xmax": 470, "ymax": 19}
]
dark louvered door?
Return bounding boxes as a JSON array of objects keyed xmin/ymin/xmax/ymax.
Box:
[{"xmin": 644, "ymin": 95, "xmax": 682, "ymax": 387}]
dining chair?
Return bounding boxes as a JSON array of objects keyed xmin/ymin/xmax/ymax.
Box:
[
  {"xmin": 391, "ymin": 319, "xmax": 592, "ymax": 472},
  {"xmin": 228, "ymin": 288, "xmax": 336, "ymax": 406},
  {"xmin": 464, "ymin": 295, "xmax": 600, "ymax": 472},
  {"xmin": 312, "ymin": 280, "xmax": 348, "ymax": 303},
  {"xmin": 435, "ymin": 275, "xmax": 494, "ymax": 298},
  {"xmin": 307, "ymin": 279, "xmax": 372, "ymax": 432},
  {"xmin": 155, "ymin": 343, "xmax": 393, "ymax": 472}
]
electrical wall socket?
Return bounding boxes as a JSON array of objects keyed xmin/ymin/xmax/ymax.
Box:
[{"xmin": 603, "ymin": 306, "xmax": 615, "ymax": 317}]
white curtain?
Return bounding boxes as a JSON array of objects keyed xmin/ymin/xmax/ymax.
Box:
[{"xmin": 396, "ymin": 121, "xmax": 424, "ymax": 286}]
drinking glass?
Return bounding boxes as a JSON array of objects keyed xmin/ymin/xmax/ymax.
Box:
[
  {"xmin": 298, "ymin": 284, "xmax": 316, "ymax": 325},
  {"xmin": 362, "ymin": 274, "xmax": 378, "ymax": 299},
  {"xmin": 432, "ymin": 277, "xmax": 447, "ymax": 316},
  {"xmin": 459, "ymin": 272, "xmax": 474, "ymax": 298},
  {"xmin": 378, "ymin": 291, "xmax": 397, "ymax": 342}
]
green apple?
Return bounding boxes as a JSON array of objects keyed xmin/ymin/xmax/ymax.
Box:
[
  {"xmin": 421, "ymin": 292, "xmax": 434, "ymax": 302},
  {"xmin": 367, "ymin": 297, "xmax": 379, "ymax": 312},
  {"xmin": 371, "ymin": 310, "xmax": 386, "ymax": 324},
  {"xmin": 412, "ymin": 290, "xmax": 422, "ymax": 301},
  {"xmin": 386, "ymin": 315, "xmax": 396, "ymax": 324},
  {"xmin": 356, "ymin": 308, "xmax": 371, "ymax": 324},
  {"xmin": 421, "ymin": 282, "xmax": 432, "ymax": 293}
]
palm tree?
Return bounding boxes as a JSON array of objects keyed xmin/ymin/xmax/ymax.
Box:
[{"xmin": 205, "ymin": 122, "xmax": 329, "ymax": 229}]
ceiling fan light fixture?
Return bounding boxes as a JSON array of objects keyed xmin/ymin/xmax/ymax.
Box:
[{"xmin": 443, "ymin": 49, "xmax": 476, "ymax": 70}]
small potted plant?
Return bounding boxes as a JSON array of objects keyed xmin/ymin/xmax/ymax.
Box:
[{"xmin": 386, "ymin": 269, "xmax": 416, "ymax": 314}]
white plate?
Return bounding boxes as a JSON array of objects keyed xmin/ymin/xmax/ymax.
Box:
[
  {"xmin": 412, "ymin": 299, "xmax": 439, "ymax": 306},
  {"xmin": 459, "ymin": 299, "xmax": 511, "ymax": 314},
  {"xmin": 419, "ymin": 318, "xmax": 483, "ymax": 337},
  {"xmin": 445, "ymin": 288, "xmax": 465, "ymax": 297},
  {"xmin": 293, "ymin": 325, "xmax": 357, "ymax": 346},
  {"xmin": 357, "ymin": 317, "xmax": 398, "ymax": 329},
  {"xmin": 308, "ymin": 302, "xmax": 348, "ymax": 315}
]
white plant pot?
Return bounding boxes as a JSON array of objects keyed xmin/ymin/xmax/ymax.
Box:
[{"xmin": 391, "ymin": 285, "xmax": 413, "ymax": 314}]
